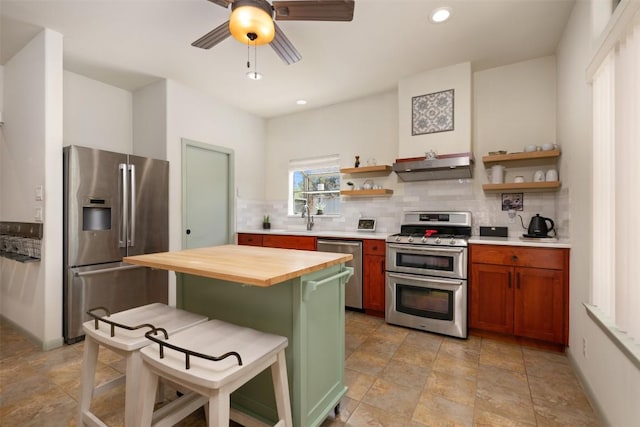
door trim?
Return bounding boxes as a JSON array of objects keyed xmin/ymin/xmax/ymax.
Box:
[{"xmin": 181, "ymin": 138, "xmax": 235, "ymax": 248}]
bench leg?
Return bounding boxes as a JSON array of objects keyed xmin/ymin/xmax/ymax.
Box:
[
  {"xmin": 124, "ymin": 351, "xmax": 143, "ymax": 427},
  {"xmin": 271, "ymin": 350, "xmax": 293, "ymax": 427},
  {"xmin": 78, "ymin": 336, "xmax": 99, "ymax": 426},
  {"xmin": 136, "ymin": 363, "xmax": 159, "ymax": 427},
  {"xmin": 208, "ymin": 390, "xmax": 230, "ymax": 427}
]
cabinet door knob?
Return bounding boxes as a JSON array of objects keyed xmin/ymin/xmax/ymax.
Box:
[{"xmin": 511, "ymin": 255, "xmax": 518, "ymax": 262}]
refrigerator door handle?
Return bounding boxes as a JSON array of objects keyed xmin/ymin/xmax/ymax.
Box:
[
  {"xmin": 119, "ymin": 163, "xmax": 128, "ymax": 248},
  {"xmin": 128, "ymin": 163, "xmax": 136, "ymax": 247},
  {"xmin": 74, "ymin": 264, "xmax": 145, "ymax": 277}
]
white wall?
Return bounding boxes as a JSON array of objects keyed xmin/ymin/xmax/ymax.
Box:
[
  {"xmin": 258, "ymin": 59, "xmax": 561, "ymax": 237},
  {"xmin": 557, "ymin": 1, "xmax": 640, "ymax": 425},
  {"xmin": 133, "ymin": 80, "xmax": 167, "ymax": 160},
  {"xmin": 164, "ymin": 79, "xmax": 266, "ymax": 303},
  {"xmin": 0, "ymin": 29, "xmax": 64, "ymax": 350},
  {"xmin": 474, "ymin": 56, "xmax": 557, "ymax": 160},
  {"xmin": 63, "ymin": 71, "xmax": 133, "ymax": 153},
  {"xmin": 265, "ymin": 90, "xmax": 399, "ymax": 201},
  {"xmin": 398, "ymin": 62, "xmax": 472, "ymax": 157}
]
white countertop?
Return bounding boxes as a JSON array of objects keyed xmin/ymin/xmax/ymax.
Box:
[
  {"xmin": 238, "ymin": 229, "xmax": 571, "ymax": 247},
  {"xmin": 237, "ymin": 229, "xmax": 389, "ymax": 240},
  {"xmin": 469, "ymin": 236, "xmax": 571, "ymax": 249}
]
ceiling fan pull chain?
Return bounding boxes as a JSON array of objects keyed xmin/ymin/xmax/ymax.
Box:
[{"xmin": 254, "ymin": 39, "xmax": 258, "ymax": 76}]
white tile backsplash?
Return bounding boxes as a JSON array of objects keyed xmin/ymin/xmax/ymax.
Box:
[{"xmin": 237, "ymin": 180, "xmax": 569, "ymax": 239}]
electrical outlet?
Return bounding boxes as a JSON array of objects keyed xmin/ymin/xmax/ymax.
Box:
[{"xmin": 582, "ymin": 337, "xmax": 587, "ymax": 358}]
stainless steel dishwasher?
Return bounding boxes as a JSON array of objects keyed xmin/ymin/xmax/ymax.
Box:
[{"xmin": 317, "ymin": 239, "xmax": 363, "ymax": 309}]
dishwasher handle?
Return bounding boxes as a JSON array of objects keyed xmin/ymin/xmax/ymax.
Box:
[{"xmin": 317, "ymin": 240, "xmax": 361, "ymax": 248}]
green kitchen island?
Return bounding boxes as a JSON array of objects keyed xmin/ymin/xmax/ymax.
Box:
[{"xmin": 124, "ymin": 244, "xmax": 353, "ymax": 427}]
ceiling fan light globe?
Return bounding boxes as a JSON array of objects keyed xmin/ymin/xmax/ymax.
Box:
[{"xmin": 229, "ymin": 5, "xmax": 275, "ymax": 45}]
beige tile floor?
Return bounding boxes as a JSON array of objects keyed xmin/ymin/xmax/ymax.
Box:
[{"xmin": 0, "ymin": 312, "xmax": 600, "ymax": 426}]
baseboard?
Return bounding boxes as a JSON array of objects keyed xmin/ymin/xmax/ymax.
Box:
[
  {"xmin": 566, "ymin": 347, "xmax": 608, "ymax": 426},
  {"xmin": 469, "ymin": 328, "xmax": 565, "ymax": 352},
  {"xmin": 0, "ymin": 314, "xmax": 64, "ymax": 351}
]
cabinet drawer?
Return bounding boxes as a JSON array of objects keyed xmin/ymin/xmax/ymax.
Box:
[
  {"xmin": 363, "ymin": 239, "xmax": 386, "ymax": 256},
  {"xmin": 238, "ymin": 233, "xmax": 263, "ymax": 246},
  {"xmin": 470, "ymin": 244, "xmax": 567, "ymax": 270},
  {"xmin": 263, "ymin": 235, "xmax": 317, "ymax": 251}
]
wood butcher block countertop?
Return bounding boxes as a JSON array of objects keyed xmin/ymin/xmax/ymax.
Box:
[{"xmin": 123, "ymin": 244, "xmax": 352, "ymax": 287}]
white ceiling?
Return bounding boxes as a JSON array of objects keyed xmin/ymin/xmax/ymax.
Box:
[{"xmin": 1, "ymin": 0, "xmax": 575, "ymax": 118}]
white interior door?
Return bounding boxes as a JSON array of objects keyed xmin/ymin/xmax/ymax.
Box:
[{"xmin": 182, "ymin": 139, "xmax": 235, "ymax": 249}]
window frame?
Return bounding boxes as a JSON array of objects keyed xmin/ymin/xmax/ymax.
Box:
[{"xmin": 288, "ymin": 155, "xmax": 341, "ymax": 217}]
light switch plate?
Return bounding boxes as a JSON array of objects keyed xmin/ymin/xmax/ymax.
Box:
[
  {"xmin": 35, "ymin": 207, "xmax": 43, "ymax": 222},
  {"xmin": 35, "ymin": 185, "xmax": 44, "ymax": 201}
]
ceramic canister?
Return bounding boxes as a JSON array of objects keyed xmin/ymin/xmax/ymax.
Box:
[{"xmin": 489, "ymin": 165, "xmax": 505, "ymax": 184}]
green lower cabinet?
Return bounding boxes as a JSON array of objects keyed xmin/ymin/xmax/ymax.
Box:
[{"xmin": 177, "ymin": 264, "xmax": 350, "ymax": 427}]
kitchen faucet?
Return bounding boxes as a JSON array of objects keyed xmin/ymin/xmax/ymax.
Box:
[{"xmin": 302, "ymin": 203, "xmax": 314, "ymax": 231}]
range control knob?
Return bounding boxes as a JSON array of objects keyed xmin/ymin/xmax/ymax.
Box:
[
  {"xmin": 421, "ymin": 236, "xmax": 427, "ymax": 243},
  {"xmin": 408, "ymin": 236, "xmax": 414, "ymax": 242},
  {"xmin": 450, "ymin": 238, "xmax": 457, "ymax": 245},
  {"xmin": 435, "ymin": 237, "xmax": 441, "ymax": 244},
  {"xmin": 395, "ymin": 235, "xmax": 401, "ymax": 242}
]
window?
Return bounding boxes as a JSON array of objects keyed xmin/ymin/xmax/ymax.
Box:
[
  {"xmin": 288, "ymin": 155, "xmax": 341, "ymax": 216},
  {"xmin": 589, "ymin": 3, "xmax": 640, "ymax": 363}
]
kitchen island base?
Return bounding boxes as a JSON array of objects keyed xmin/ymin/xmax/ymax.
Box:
[{"xmin": 177, "ymin": 263, "xmax": 350, "ymax": 427}]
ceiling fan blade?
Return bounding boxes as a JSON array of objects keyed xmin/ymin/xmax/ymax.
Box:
[
  {"xmin": 273, "ymin": 0, "xmax": 354, "ymax": 21},
  {"xmin": 270, "ymin": 22, "xmax": 302, "ymax": 65},
  {"xmin": 191, "ymin": 21, "xmax": 231, "ymax": 49},
  {"xmin": 207, "ymin": 0, "xmax": 233, "ymax": 8}
]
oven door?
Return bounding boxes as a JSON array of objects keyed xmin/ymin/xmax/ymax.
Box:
[
  {"xmin": 385, "ymin": 272, "xmax": 467, "ymax": 338},
  {"xmin": 386, "ymin": 243, "xmax": 467, "ymax": 279}
]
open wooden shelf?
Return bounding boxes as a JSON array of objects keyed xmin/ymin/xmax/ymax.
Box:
[
  {"xmin": 482, "ymin": 149, "xmax": 560, "ymax": 164},
  {"xmin": 482, "ymin": 181, "xmax": 561, "ymax": 192},
  {"xmin": 340, "ymin": 165, "xmax": 392, "ymax": 175},
  {"xmin": 340, "ymin": 189, "xmax": 394, "ymax": 196}
]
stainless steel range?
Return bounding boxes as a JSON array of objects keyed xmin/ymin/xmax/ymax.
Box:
[{"xmin": 385, "ymin": 211, "xmax": 472, "ymax": 338}]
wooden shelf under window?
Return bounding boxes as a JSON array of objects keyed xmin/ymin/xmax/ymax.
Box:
[
  {"xmin": 300, "ymin": 190, "xmax": 340, "ymax": 195},
  {"xmin": 340, "ymin": 189, "xmax": 393, "ymax": 196}
]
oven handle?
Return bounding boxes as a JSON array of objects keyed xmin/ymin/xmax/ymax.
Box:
[
  {"xmin": 386, "ymin": 272, "xmax": 464, "ymax": 286},
  {"xmin": 387, "ymin": 244, "xmax": 465, "ymax": 254}
]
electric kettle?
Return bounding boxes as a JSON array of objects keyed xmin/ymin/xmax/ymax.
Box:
[{"xmin": 526, "ymin": 214, "xmax": 555, "ymax": 238}]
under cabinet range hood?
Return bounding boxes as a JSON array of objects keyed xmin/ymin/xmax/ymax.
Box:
[{"xmin": 392, "ymin": 153, "xmax": 474, "ymax": 182}]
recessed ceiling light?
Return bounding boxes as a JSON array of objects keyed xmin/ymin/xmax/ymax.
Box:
[
  {"xmin": 430, "ymin": 7, "xmax": 451, "ymax": 23},
  {"xmin": 296, "ymin": 99, "xmax": 307, "ymax": 105},
  {"xmin": 246, "ymin": 71, "xmax": 263, "ymax": 80}
]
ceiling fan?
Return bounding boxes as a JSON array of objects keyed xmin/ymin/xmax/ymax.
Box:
[{"xmin": 192, "ymin": 0, "xmax": 355, "ymax": 65}]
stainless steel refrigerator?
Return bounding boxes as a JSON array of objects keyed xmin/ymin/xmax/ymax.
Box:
[{"xmin": 63, "ymin": 145, "xmax": 169, "ymax": 344}]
